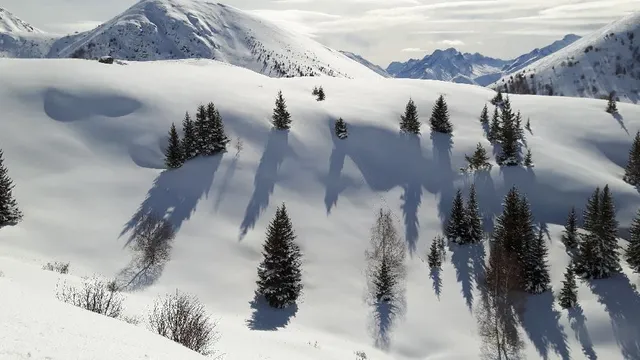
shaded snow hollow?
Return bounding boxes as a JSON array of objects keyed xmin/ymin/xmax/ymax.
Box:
[{"xmin": 1, "ymin": 58, "xmax": 640, "ymax": 359}]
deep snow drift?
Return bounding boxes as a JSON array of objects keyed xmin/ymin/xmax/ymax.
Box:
[{"xmin": 1, "ymin": 58, "xmax": 640, "ymax": 359}]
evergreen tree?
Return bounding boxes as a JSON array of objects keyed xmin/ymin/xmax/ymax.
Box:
[
  {"xmin": 429, "ymin": 95, "xmax": 453, "ymax": 134},
  {"xmin": 272, "ymin": 90, "xmax": 292, "ymax": 130},
  {"xmin": 497, "ymin": 97, "xmax": 520, "ymax": 166},
  {"xmin": 207, "ymin": 102, "xmax": 230, "ymax": 155},
  {"xmin": 558, "ymin": 262, "xmax": 578, "ymax": 309},
  {"xmin": 525, "ymin": 227, "xmax": 551, "ymax": 294},
  {"xmin": 334, "ymin": 117, "xmax": 348, "ymax": 139},
  {"xmin": 515, "ymin": 111, "xmax": 524, "ymax": 142},
  {"xmin": 491, "ymin": 187, "xmax": 525, "ymax": 289},
  {"xmin": 606, "ymin": 91, "xmax": 618, "ymax": 114},
  {"xmin": 446, "ymin": 189, "xmax": 468, "ymax": 243},
  {"xmin": 488, "ymin": 107, "xmax": 501, "ymax": 143},
  {"xmin": 194, "ymin": 104, "xmax": 208, "ymax": 155},
  {"xmin": 598, "ymin": 185, "xmax": 620, "ymax": 276},
  {"xmin": 256, "ymin": 203, "xmax": 303, "ymax": 309},
  {"xmin": 623, "ymin": 131, "xmax": 640, "ymax": 186},
  {"xmin": 561, "ymin": 207, "xmax": 579, "ymax": 249},
  {"xmin": 464, "ymin": 142, "xmax": 492, "ymax": 172},
  {"xmin": 400, "ymin": 98, "xmax": 421, "ymax": 134},
  {"xmin": 0, "ymin": 149, "xmax": 23, "ymax": 229},
  {"xmin": 164, "ymin": 123, "xmax": 184, "ymax": 169},
  {"xmin": 427, "ymin": 236, "xmax": 443, "ymax": 269},
  {"xmin": 524, "ymin": 149, "xmax": 533, "ymax": 167},
  {"xmin": 517, "ymin": 196, "xmax": 538, "ymax": 291},
  {"xmin": 625, "ymin": 208, "xmax": 640, "ymax": 273},
  {"xmin": 466, "ymin": 184, "xmax": 483, "ymax": 244},
  {"xmin": 525, "ymin": 118, "xmax": 532, "ymax": 133},
  {"xmin": 316, "ymin": 86, "xmax": 325, "ymax": 101},
  {"xmin": 181, "ymin": 111, "xmax": 198, "ymax": 161},
  {"xmin": 479, "ymin": 104, "xmax": 489, "ymax": 125},
  {"xmin": 575, "ymin": 187, "xmax": 600, "ymax": 278},
  {"xmin": 490, "ymin": 89, "xmax": 503, "ymax": 106}
]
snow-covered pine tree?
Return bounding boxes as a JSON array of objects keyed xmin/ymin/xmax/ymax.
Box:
[
  {"xmin": 194, "ymin": 104, "xmax": 208, "ymax": 156},
  {"xmin": 256, "ymin": 203, "xmax": 303, "ymax": 309},
  {"xmin": 208, "ymin": 103, "xmax": 230, "ymax": 155},
  {"xmin": 515, "ymin": 111, "xmax": 524, "ymax": 142},
  {"xmin": 575, "ymin": 187, "xmax": 600, "ymax": 278},
  {"xmin": 490, "ymin": 89, "xmax": 503, "ymax": 106},
  {"xmin": 429, "ymin": 95, "xmax": 453, "ymax": 134},
  {"xmin": 488, "ymin": 107, "xmax": 501, "ymax": 143},
  {"xmin": 558, "ymin": 262, "xmax": 578, "ymax": 309},
  {"xmin": 316, "ymin": 86, "xmax": 326, "ymax": 101},
  {"xmin": 623, "ymin": 131, "xmax": 640, "ymax": 186},
  {"xmin": 524, "ymin": 227, "xmax": 551, "ymax": 294},
  {"xmin": 272, "ymin": 90, "xmax": 292, "ymax": 130},
  {"xmin": 181, "ymin": 111, "xmax": 198, "ymax": 161},
  {"xmin": 606, "ymin": 91, "xmax": 618, "ymax": 114},
  {"xmin": 517, "ymin": 195, "xmax": 538, "ymax": 290},
  {"xmin": 598, "ymin": 184, "xmax": 620, "ymax": 277},
  {"xmin": 400, "ymin": 98, "xmax": 420, "ymax": 134},
  {"xmin": 464, "ymin": 142, "xmax": 492, "ymax": 172},
  {"xmin": 561, "ymin": 207, "xmax": 579, "ymax": 249},
  {"xmin": 479, "ymin": 104, "xmax": 489, "ymax": 125},
  {"xmin": 0, "ymin": 149, "xmax": 23, "ymax": 229},
  {"xmin": 164, "ymin": 123, "xmax": 184, "ymax": 169},
  {"xmin": 524, "ymin": 149, "xmax": 533, "ymax": 168},
  {"xmin": 492, "ymin": 187, "xmax": 527, "ymax": 290},
  {"xmin": 335, "ymin": 117, "xmax": 348, "ymax": 139},
  {"xmin": 625, "ymin": 208, "xmax": 640, "ymax": 273},
  {"xmin": 427, "ymin": 236, "xmax": 443, "ymax": 269},
  {"xmin": 497, "ymin": 97, "xmax": 520, "ymax": 166},
  {"xmin": 466, "ymin": 184, "xmax": 483, "ymax": 243},
  {"xmin": 446, "ymin": 189, "xmax": 468, "ymax": 243}
]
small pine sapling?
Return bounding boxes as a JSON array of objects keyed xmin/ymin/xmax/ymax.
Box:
[
  {"xmin": 427, "ymin": 238, "xmax": 443, "ymax": 269},
  {"xmin": 334, "ymin": 117, "xmax": 348, "ymax": 139},
  {"xmin": 605, "ymin": 91, "xmax": 618, "ymax": 114},
  {"xmin": 463, "ymin": 142, "xmax": 492, "ymax": 172},
  {"xmin": 316, "ymin": 86, "xmax": 326, "ymax": 101},
  {"xmin": 561, "ymin": 207, "xmax": 578, "ymax": 249},
  {"xmin": 524, "ymin": 149, "xmax": 534, "ymax": 167},
  {"xmin": 479, "ymin": 104, "xmax": 489, "ymax": 125},
  {"xmin": 558, "ymin": 263, "xmax": 578, "ymax": 309}
]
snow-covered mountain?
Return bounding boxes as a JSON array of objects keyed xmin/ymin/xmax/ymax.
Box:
[
  {"xmin": 386, "ymin": 35, "xmax": 581, "ymax": 87},
  {"xmin": 0, "ymin": 7, "xmax": 56, "ymax": 58},
  {"xmin": 0, "ymin": 7, "xmax": 41, "ymax": 33},
  {"xmin": 0, "ymin": 0, "xmax": 381, "ymax": 79},
  {"xmin": 339, "ymin": 50, "xmax": 390, "ymax": 77},
  {"xmin": 2, "ymin": 57, "xmax": 640, "ymax": 359},
  {"xmin": 492, "ymin": 12, "xmax": 640, "ymax": 103}
]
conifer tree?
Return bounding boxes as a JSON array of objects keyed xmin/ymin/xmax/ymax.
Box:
[
  {"xmin": 625, "ymin": 208, "xmax": 640, "ymax": 273},
  {"xmin": 497, "ymin": 97, "xmax": 520, "ymax": 166},
  {"xmin": 207, "ymin": 102, "xmax": 230, "ymax": 155},
  {"xmin": 256, "ymin": 203, "xmax": 303, "ymax": 309},
  {"xmin": 524, "ymin": 227, "xmax": 551, "ymax": 294},
  {"xmin": 491, "ymin": 187, "xmax": 525, "ymax": 289},
  {"xmin": 446, "ymin": 189, "xmax": 468, "ymax": 243},
  {"xmin": 428, "ymin": 236, "xmax": 443, "ymax": 269},
  {"xmin": 515, "ymin": 111, "xmax": 524, "ymax": 141},
  {"xmin": 400, "ymin": 98, "xmax": 421, "ymax": 134},
  {"xmin": 561, "ymin": 207, "xmax": 579, "ymax": 249},
  {"xmin": 194, "ymin": 104, "xmax": 208, "ymax": 155},
  {"xmin": 429, "ymin": 95, "xmax": 453, "ymax": 134},
  {"xmin": 491, "ymin": 89, "xmax": 503, "ymax": 106},
  {"xmin": 606, "ymin": 91, "xmax": 618, "ymax": 114},
  {"xmin": 558, "ymin": 263, "xmax": 578, "ymax": 309},
  {"xmin": 272, "ymin": 90, "xmax": 292, "ymax": 130},
  {"xmin": 525, "ymin": 118, "xmax": 532, "ymax": 133},
  {"xmin": 334, "ymin": 117, "xmax": 348, "ymax": 139},
  {"xmin": 366, "ymin": 209, "xmax": 406, "ymax": 303},
  {"xmin": 623, "ymin": 131, "xmax": 640, "ymax": 186},
  {"xmin": 524, "ymin": 149, "xmax": 533, "ymax": 168},
  {"xmin": 0, "ymin": 149, "xmax": 23, "ymax": 229},
  {"xmin": 479, "ymin": 104, "xmax": 489, "ymax": 125},
  {"xmin": 488, "ymin": 107, "xmax": 501, "ymax": 143},
  {"xmin": 598, "ymin": 185, "xmax": 620, "ymax": 276},
  {"xmin": 466, "ymin": 185, "xmax": 483, "ymax": 244},
  {"xmin": 316, "ymin": 86, "xmax": 325, "ymax": 101},
  {"xmin": 164, "ymin": 123, "xmax": 184, "ymax": 169},
  {"xmin": 181, "ymin": 111, "xmax": 198, "ymax": 161},
  {"xmin": 464, "ymin": 142, "xmax": 492, "ymax": 172},
  {"xmin": 575, "ymin": 187, "xmax": 600, "ymax": 278}
]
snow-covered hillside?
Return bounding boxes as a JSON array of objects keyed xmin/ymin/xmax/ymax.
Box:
[
  {"xmin": 0, "ymin": 7, "xmax": 56, "ymax": 58},
  {"xmin": 0, "ymin": 7, "xmax": 41, "ymax": 33},
  {"xmin": 340, "ymin": 50, "xmax": 390, "ymax": 78},
  {"xmin": 501, "ymin": 34, "xmax": 581, "ymax": 74},
  {"xmin": 492, "ymin": 12, "xmax": 640, "ymax": 103},
  {"xmin": 1, "ymin": 58, "xmax": 640, "ymax": 359},
  {"xmin": 0, "ymin": 0, "xmax": 380, "ymax": 79}
]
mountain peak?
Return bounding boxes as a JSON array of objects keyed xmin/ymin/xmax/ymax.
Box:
[{"xmin": 0, "ymin": 7, "xmax": 42, "ymax": 33}]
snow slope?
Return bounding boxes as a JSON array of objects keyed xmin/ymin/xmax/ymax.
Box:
[
  {"xmin": 501, "ymin": 34, "xmax": 581, "ymax": 74},
  {"xmin": 1, "ymin": 58, "xmax": 640, "ymax": 359},
  {"xmin": 492, "ymin": 12, "xmax": 640, "ymax": 103},
  {"xmin": 0, "ymin": 7, "xmax": 56, "ymax": 58},
  {"xmin": 340, "ymin": 51, "xmax": 391, "ymax": 78},
  {"xmin": 0, "ymin": 0, "xmax": 380, "ymax": 79}
]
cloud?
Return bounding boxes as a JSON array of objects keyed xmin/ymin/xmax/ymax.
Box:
[
  {"xmin": 401, "ymin": 47, "xmax": 428, "ymax": 52},
  {"xmin": 439, "ymin": 39, "xmax": 465, "ymax": 46}
]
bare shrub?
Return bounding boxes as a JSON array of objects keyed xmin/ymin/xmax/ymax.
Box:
[
  {"xmin": 56, "ymin": 276, "xmax": 124, "ymax": 318},
  {"xmin": 43, "ymin": 261, "xmax": 70, "ymax": 274},
  {"xmin": 148, "ymin": 290, "xmax": 219, "ymax": 356},
  {"xmin": 355, "ymin": 350, "xmax": 368, "ymax": 360}
]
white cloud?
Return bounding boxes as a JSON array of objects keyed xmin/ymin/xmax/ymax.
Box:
[
  {"xmin": 401, "ymin": 47, "xmax": 428, "ymax": 52},
  {"xmin": 439, "ymin": 39, "xmax": 465, "ymax": 46}
]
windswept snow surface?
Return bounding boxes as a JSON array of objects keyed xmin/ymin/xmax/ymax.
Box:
[
  {"xmin": 493, "ymin": 12, "xmax": 640, "ymax": 103},
  {"xmin": 1, "ymin": 58, "xmax": 640, "ymax": 359}
]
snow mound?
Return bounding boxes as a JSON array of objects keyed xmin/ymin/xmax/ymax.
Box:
[
  {"xmin": 1, "ymin": 58, "xmax": 640, "ymax": 359},
  {"xmin": 492, "ymin": 12, "xmax": 640, "ymax": 103}
]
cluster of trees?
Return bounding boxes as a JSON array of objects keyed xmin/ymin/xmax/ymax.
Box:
[
  {"xmin": 444, "ymin": 185, "xmax": 484, "ymax": 244},
  {"xmin": 312, "ymin": 86, "xmax": 326, "ymax": 101},
  {"xmin": 399, "ymin": 95, "xmax": 453, "ymax": 135},
  {"xmin": 483, "ymin": 95, "xmax": 532, "ymax": 167},
  {"xmin": 164, "ymin": 102, "xmax": 230, "ymax": 169},
  {"xmin": 0, "ymin": 149, "xmax": 22, "ymax": 230}
]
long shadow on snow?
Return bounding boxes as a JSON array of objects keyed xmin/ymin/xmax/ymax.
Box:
[
  {"xmin": 430, "ymin": 267, "xmax": 443, "ymax": 299},
  {"xmin": 568, "ymin": 305, "xmax": 598, "ymax": 360},
  {"xmin": 214, "ymin": 154, "xmax": 239, "ymax": 212},
  {"xmin": 430, "ymin": 132, "xmax": 455, "ymax": 227},
  {"xmin": 589, "ymin": 273, "xmax": 640, "ymax": 359},
  {"xmin": 120, "ymin": 155, "xmax": 222, "ymax": 239},
  {"xmin": 239, "ymin": 129, "xmax": 292, "ymax": 239},
  {"xmin": 246, "ymin": 294, "xmax": 298, "ymax": 331},
  {"xmin": 116, "ymin": 256, "xmax": 168, "ymax": 292},
  {"xmin": 324, "ymin": 122, "xmax": 351, "ymax": 214},
  {"xmin": 612, "ymin": 112, "xmax": 629, "ymax": 135},
  {"xmin": 448, "ymin": 241, "xmax": 486, "ymax": 312},
  {"xmin": 519, "ymin": 291, "xmax": 571, "ymax": 360},
  {"xmin": 369, "ymin": 298, "xmax": 406, "ymax": 350}
]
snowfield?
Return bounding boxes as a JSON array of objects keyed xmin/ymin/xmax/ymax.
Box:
[{"xmin": 1, "ymin": 58, "xmax": 640, "ymax": 359}]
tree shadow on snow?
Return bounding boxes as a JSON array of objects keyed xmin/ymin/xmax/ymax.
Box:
[
  {"xmin": 246, "ymin": 294, "xmax": 298, "ymax": 331},
  {"xmin": 115, "ymin": 256, "xmax": 167, "ymax": 292},
  {"xmin": 568, "ymin": 305, "xmax": 598, "ymax": 360},
  {"xmin": 612, "ymin": 112, "xmax": 629, "ymax": 135},
  {"xmin": 401, "ymin": 134, "xmax": 424, "ymax": 253},
  {"xmin": 120, "ymin": 155, "xmax": 223, "ymax": 239},
  {"xmin": 323, "ymin": 122, "xmax": 352, "ymax": 214},
  {"xmin": 430, "ymin": 132, "xmax": 455, "ymax": 229},
  {"xmin": 368, "ymin": 298, "xmax": 406, "ymax": 351},
  {"xmin": 519, "ymin": 291, "xmax": 571, "ymax": 360},
  {"xmin": 472, "ymin": 171, "xmax": 500, "ymax": 235},
  {"xmin": 430, "ymin": 267, "xmax": 443, "ymax": 300},
  {"xmin": 448, "ymin": 241, "xmax": 486, "ymax": 312},
  {"xmin": 214, "ymin": 154, "xmax": 239, "ymax": 212},
  {"xmin": 589, "ymin": 274, "xmax": 640, "ymax": 359},
  {"xmin": 239, "ymin": 130, "xmax": 292, "ymax": 239}
]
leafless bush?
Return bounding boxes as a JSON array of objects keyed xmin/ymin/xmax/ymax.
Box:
[
  {"xmin": 43, "ymin": 261, "xmax": 70, "ymax": 274},
  {"xmin": 56, "ymin": 276, "xmax": 124, "ymax": 318},
  {"xmin": 355, "ymin": 350, "xmax": 368, "ymax": 360},
  {"xmin": 234, "ymin": 137, "xmax": 244, "ymax": 157},
  {"xmin": 148, "ymin": 290, "xmax": 219, "ymax": 356},
  {"xmin": 121, "ymin": 314, "xmax": 142, "ymax": 325}
]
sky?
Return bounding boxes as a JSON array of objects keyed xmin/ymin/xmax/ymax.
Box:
[{"xmin": 0, "ymin": 0, "xmax": 638, "ymax": 66}]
